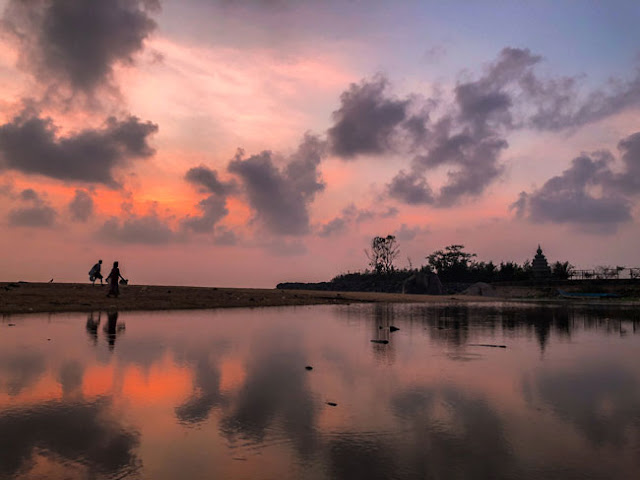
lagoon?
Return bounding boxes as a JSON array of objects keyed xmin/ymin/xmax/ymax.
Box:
[{"xmin": 1, "ymin": 303, "xmax": 639, "ymax": 479}]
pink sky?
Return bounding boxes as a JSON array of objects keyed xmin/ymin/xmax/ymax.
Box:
[{"xmin": 1, "ymin": 0, "xmax": 640, "ymax": 287}]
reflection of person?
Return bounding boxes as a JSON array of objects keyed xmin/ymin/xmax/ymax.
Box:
[
  {"xmin": 86, "ymin": 311, "xmax": 101, "ymax": 344},
  {"xmin": 106, "ymin": 261, "xmax": 127, "ymax": 298},
  {"xmin": 89, "ymin": 260, "xmax": 103, "ymax": 285},
  {"xmin": 104, "ymin": 311, "xmax": 120, "ymax": 350}
]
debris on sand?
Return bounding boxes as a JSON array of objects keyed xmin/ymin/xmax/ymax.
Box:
[
  {"xmin": 370, "ymin": 339, "xmax": 389, "ymax": 344},
  {"xmin": 326, "ymin": 402, "xmax": 338, "ymax": 407},
  {"xmin": 305, "ymin": 365, "xmax": 313, "ymax": 370},
  {"xmin": 389, "ymin": 326, "xmax": 400, "ymax": 332},
  {"xmin": 468, "ymin": 343, "xmax": 507, "ymax": 348}
]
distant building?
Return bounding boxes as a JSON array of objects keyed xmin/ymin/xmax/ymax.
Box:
[{"xmin": 532, "ymin": 245, "xmax": 551, "ymax": 279}]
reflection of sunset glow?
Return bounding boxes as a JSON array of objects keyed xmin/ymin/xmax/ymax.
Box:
[
  {"xmin": 0, "ymin": 375, "xmax": 61, "ymax": 408},
  {"xmin": 121, "ymin": 361, "xmax": 192, "ymax": 403},
  {"xmin": 82, "ymin": 364, "xmax": 115, "ymax": 397},
  {"xmin": 1, "ymin": 307, "xmax": 639, "ymax": 479},
  {"xmin": 218, "ymin": 358, "xmax": 246, "ymax": 392}
]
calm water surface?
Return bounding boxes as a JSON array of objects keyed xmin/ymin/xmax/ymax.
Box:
[{"xmin": 1, "ymin": 303, "xmax": 639, "ymax": 479}]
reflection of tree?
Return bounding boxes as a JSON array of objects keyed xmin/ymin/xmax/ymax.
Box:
[
  {"xmin": 421, "ymin": 305, "xmax": 471, "ymax": 348},
  {"xmin": 0, "ymin": 399, "xmax": 140, "ymax": 478},
  {"xmin": 220, "ymin": 330, "xmax": 319, "ymax": 459},
  {"xmin": 371, "ymin": 304, "xmax": 395, "ymax": 365},
  {"xmin": 399, "ymin": 304, "xmax": 637, "ymax": 354}
]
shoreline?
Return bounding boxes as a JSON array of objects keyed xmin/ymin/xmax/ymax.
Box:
[{"xmin": 1, "ymin": 282, "xmax": 638, "ymax": 315}]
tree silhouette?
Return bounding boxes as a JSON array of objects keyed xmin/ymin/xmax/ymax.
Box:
[
  {"xmin": 426, "ymin": 244, "xmax": 477, "ymax": 281},
  {"xmin": 365, "ymin": 235, "xmax": 400, "ymax": 274},
  {"xmin": 551, "ymin": 261, "xmax": 574, "ymax": 280}
]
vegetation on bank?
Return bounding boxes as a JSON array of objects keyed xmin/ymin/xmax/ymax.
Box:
[{"xmin": 277, "ymin": 237, "xmax": 575, "ymax": 293}]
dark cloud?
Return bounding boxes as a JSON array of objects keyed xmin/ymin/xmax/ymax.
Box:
[
  {"xmin": 509, "ymin": 191, "xmax": 528, "ymax": 218},
  {"xmin": 453, "ymin": 47, "xmax": 539, "ymax": 132},
  {"xmin": 0, "ymin": 110, "xmax": 158, "ymax": 186},
  {"xmin": 368, "ymin": 47, "xmax": 640, "ymax": 207},
  {"xmin": 213, "ymin": 226, "xmax": 238, "ymax": 245},
  {"xmin": 99, "ymin": 212, "xmax": 174, "ymax": 244},
  {"xmin": 228, "ymin": 134, "xmax": 326, "ymax": 235},
  {"xmin": 185, "ymin": 165, "xmax": 236, "ymax": 195},
  {"xmin": 3, "ymin": 0, "xmax": 158, "ymax": 95},
  {"xmin": 8, "ymin": 205, "xmax": 56, "ymax": 227},
  {"xmin": 525, "ymin": 68, "xmax": 640, "ymax": 131},
  {"xmin": 19, "ymin": 188, "xmax": 39, "ymax": 201},
  {"xmin": 68, "ymin": 189, "xmax": 94, "ymax": 222},
  {"xmin": 7, "ymin": 188, "xmax": 57, "ymax": 227},
  {"xmin": 263, "ymin": 238, "xmax": 308, "ymax": 256},
  {"xmin": 380, "ymin": 206, "xmax": 399, "ymax": 218},
  {"xmin": 327, "ymin": 75, "xmax": 416, "ymax": 158},
  {"xmin": 614, "ymin": 132, "xmax": 640, "ymax": 194},
  {"xmin": 180, "ymin": 194, "xmax": 228, "ymax": 234},
  {"xmin": 387, "ymin": 169, "xmax": 434, "ymax": 205},
  {"xmin": 318, "ymin": 217, "xmax": 347, "ymax": 237},
  {"xmin": 394, "ymin": 223, "xmax": 424, "ymax": 242},
  {"xmin": 512, "ymin": 136, "xmax": 640, "ymax": 229},
  {"xmin": 317, "ymin": 203, "xmax": 400, "ymax": 237},
  {"xmin": 386, "ymin": 48, "xmax": 535, "ymax": 206},
  {"xmin": 431, "ymin": 136, "xmax": 507, "ymax": 207},
  {"xmin": 457, "ymin": 46, "xmax": 640, "ymax": 131},
  {"xmin": 340, "ymin": 203, "xmax": 373, "ymax": 222}
]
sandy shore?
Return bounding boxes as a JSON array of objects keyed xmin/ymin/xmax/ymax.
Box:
[
  {"xmin": 1, "ymin": 282, "xmax": 637, "ymax": 315},
  {"xmin": 0, "ymin": 281, "xmax": 505, "ymax": 314}
]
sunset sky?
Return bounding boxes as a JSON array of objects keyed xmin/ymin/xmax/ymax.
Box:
[{"xmin": 1, "ymin": 0, "xmax": 640, "ymax": 287}]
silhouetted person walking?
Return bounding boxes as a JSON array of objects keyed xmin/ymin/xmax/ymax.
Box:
[
  {"xmin": 89, "ymin": 259, "xmax": 103, "ymax": 285},
  {"xmin": 106, "ymin": 261, "xmax": 126, "ymax": 297}
]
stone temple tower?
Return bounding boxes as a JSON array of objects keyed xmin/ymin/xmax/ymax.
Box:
[{"xmin": 532, "ymin": 245, "xmax": 551, "ymax": 279}]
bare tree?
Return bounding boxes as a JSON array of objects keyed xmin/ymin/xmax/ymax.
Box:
[{"xmin": 365, "ymin": 235, "xmax": 400, "ymax": 274}]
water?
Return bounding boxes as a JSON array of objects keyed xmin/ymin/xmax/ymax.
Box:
[{"xmin": 1, "ymin": 303, "xmax": 639, "ymax": 480}]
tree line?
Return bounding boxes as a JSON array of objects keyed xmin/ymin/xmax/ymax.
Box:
[{"xmin": 364, "ymin": 236, "xmax": 574, "ymax": 283}]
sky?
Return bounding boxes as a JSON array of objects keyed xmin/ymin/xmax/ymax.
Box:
[{"xmin": 1, "ymin": 0, "xmax": 640, "ymax": 287}]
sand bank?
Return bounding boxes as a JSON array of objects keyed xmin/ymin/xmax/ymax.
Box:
[
  {"xmin": 1, "ymin": 282, "xmax": 636, "ymax": 315},
  {"xmin": 0, "ymin": 281, "xmax": 504, "ymax": 314}
]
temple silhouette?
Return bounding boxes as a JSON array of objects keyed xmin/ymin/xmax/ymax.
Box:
[{"xmin": 532, "ymin": 245, "xmax": 551, "ymax": 279}]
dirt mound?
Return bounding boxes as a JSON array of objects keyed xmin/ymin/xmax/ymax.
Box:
[{"xmin": 462, "ymin": 282, "xmax": 497, "ymax": 297}]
